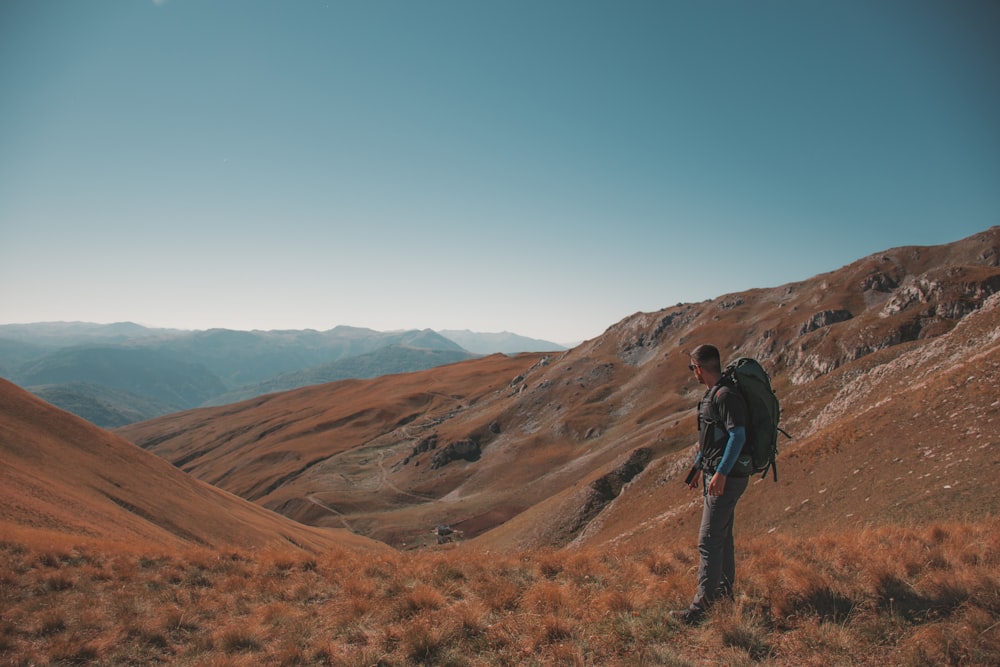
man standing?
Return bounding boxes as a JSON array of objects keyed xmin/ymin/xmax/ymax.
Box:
[{"xmin": 673, "ymin": 344, "xmax": 751, "ymax": 625}]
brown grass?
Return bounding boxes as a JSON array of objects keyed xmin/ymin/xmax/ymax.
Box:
[{"xmin": 2, "ymin": 518, "xmax": 998, "ymax": 666}]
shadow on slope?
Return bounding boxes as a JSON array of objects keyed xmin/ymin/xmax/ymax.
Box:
[{"xmin": 0, "ymin": 379, "xmax": 384, "ymax": 554}]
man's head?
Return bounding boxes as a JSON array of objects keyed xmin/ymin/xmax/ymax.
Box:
[{"xmin": 689, "ymin": 344, "xmax": 722, "ymax": 385}]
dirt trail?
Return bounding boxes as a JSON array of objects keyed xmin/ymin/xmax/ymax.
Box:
[{"xmin": 306, "ymin": 494, "xmax": 354, "ymax": 531}]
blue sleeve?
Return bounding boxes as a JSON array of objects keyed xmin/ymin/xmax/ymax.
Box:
[{"xmin": 715, "ymin": 426, "xmax": 746, "ymax": 475}]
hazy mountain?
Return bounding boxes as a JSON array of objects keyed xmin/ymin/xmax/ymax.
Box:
[
  {"xmin": 27, "ymin": 382, "xmax": 177, "ymax": 428},
  {"xmin": 204, "ymin": 345, "xmax": 478, "ymax": 406},
  {"xmin": 147, "ymin": 327, "xmax": 466, "ymax": 386},
  {"xmin": 0, "ymin": 326, "xmax": 478, "ymax": 427},
  {"xmin": 0, "ymin": 337, "xmax": 49, "ymax": 377},
  {"xmin": 16, "ymin": 346, "xmax": 227, "ymax": 410},
  {"xmin": 439, "ymin": 329, "xmax": 567, "ymax": 354},
  {"xmin": 118, "ymin": 228, "xmax": 1000, "ymax": 550},
  {"xmin": 0, "ymin": 321, "xmax": 182, "ymax": 347}
]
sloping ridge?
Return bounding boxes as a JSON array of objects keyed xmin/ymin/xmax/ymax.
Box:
[
  {"xmin": 119, "ymin": 227, "xmax": 1000, "ymax": 550},
  {"xmin": 500, "ymin": 289, "xmax": 1000, "ymax": 553},
  {"xmin": 0, "ymin": 378, "xmax": 385, "ymax": 553}
]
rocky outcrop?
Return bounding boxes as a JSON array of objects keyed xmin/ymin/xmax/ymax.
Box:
[
  {"xmin": 430, "ymin": 439, "xmax": 481, "ymax": 469},
  {"xmin": 403, "ymin": 434, "xmax": 438, "ymax": 465},
  {"xmin": 561, "ymin": 447, "xmax": 653, "ymax": 541},
  {"xmin": 861, "ymin": 269, "xmax": 900, "ymax": 293},
  {"xmin": 799, "ymin": 310, "xmax": 853, "ymax": 336},
  {"xmin": 616, "ymin": 305, "xmax": 699, "ymax": 365}
]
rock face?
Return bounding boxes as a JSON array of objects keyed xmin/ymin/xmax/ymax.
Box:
[
  {"xmin": 799, "ymin": 310, "xmax": 853, "ymax": 336},
  {"xmin": 565, "ymin": 447, "xmax": 653, "ymax": 540},
  {"xmin": 404, "ymin": 434, "xmax": 438, "ymax": 465},
  {"xmin": 588, "ymin": 447, "xmax": 652, "ymax": 507},
  {"xmin": 431, "ymin": 439, "xmax": 481, "ymax": 469}
]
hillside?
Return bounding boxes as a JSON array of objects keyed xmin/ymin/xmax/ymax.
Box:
[
  {"xmin": 119, "ymin": 227, "xmax": 1000, "ymax": 550},
  {"xmin": 15, "ymin": 346, "xmax": 227, "ymax": 411},
  {"xmin": 26, "ymin": 381, "xmax": 176, "ymax": 428},
  {"xmin": 0, "ymin": 378, "xmax": 383, "ymax": 554},
  {"xmin": 202, "ymin": 345, "xmax": 477, "ymax": 406}
]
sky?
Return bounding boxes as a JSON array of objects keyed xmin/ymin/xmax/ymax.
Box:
[{"xmin": 1, "ymin": 1, "xmax": 998, "ymax": 344}]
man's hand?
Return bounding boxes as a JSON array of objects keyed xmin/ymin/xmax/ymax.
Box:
[
  {"xmin": 708, "ymin": 472, "xmax": 727, "ymax": 496},
  {"xmin": 687, "ymin": 469, "xmax": 702, "ymax": 490}
]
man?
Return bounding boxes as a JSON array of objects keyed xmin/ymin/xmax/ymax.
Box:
[{"xmin": 672, "ymin": 343, "xmax": 751, "ymax": 625}]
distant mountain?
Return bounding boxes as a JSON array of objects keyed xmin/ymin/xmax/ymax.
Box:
[
  {"xmin": 28, "ymin": 382, "xmax": 177, "ymax": 428},
  {"xmin": 0, "ymin": 321, "xmax": 181, "ymax": 347},
  {"xmin": 0, "ymin": 337, "xmax": 49, "ymax": 377},
  {"xmin": 147, "ymin": 327, "xmax": 466, "ymax": 387},
  {"xmin": 16, "ymin": 346, "xmax": 227, "ymax": 410},
  {"xmin": 439, "ymin": 330, "xmax": 567, "ymax": 354},
  {"xmin": 204, "ymin": 345, "xmax": 477, "ymax": 406},
  {"xmin": 0, "ymin": 324, "xmax": 495, "ymax": 427}
]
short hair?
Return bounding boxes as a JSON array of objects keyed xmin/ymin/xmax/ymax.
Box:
[{"xmin": 689, "ymin": 344, "xmax": 722, "ymax": 373}]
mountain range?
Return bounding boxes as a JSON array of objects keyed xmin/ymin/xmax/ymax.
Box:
[
  {"xmin": 4, "ymin": 227, "xmax": 998, "ymax": 667},
  {"xmin": 0, "ymin": 325, "xmax": 566, "ymax": 427},
  {"xmin": 0, "ymin": 227, "xmax": 995, "ymax": 557},
  {"xmin": 94, "ymin": 226, "xmax": 999, "ymax": 552}
]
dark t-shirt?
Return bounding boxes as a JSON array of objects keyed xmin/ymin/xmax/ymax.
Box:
[{"xmin": 697, "ymin": 380, "xmax": 747, "ymax": 470}]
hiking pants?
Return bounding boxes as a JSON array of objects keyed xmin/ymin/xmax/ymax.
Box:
[{"xmin": 692, "ymin": 473, "xmax": 749, "ymax": 611}]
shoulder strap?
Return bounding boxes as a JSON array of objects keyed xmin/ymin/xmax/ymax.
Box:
[{"xmin": 704, "ymin": 379, "xmax": 730, "ymax": 424}]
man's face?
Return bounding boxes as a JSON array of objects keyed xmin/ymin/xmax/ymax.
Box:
[{"xmin": 689, "ymin": 359, "xmax": 705, "ymax": 386}]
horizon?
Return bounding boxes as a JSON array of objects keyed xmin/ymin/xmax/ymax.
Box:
[
  {"xmin": 0, "ymin": 319, "xmax": 579, "ymax": 345},
  {"xmin": 2, "ymin": 1, "xmax": 998, "ymax": 343}
]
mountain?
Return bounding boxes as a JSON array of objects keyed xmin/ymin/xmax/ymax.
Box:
[
  {"xmin": 439, "ymin": 330, "xmax": 568, "ymax": 354},
  {"xmin": 203, "ymin": 345, "xmax": 478, "ymax": 406},
  {"xmin": 0, "ymin": 326, "xmax": 477, "ymax": 427},
  {"xmin": 149, "ymin": 327, "xmax": 468, "ymax": 387},
  {"xmin": 15, "ymin": 346, "xmax": 228, "ymax": 410},
  {"xmin": 0, "ymin": 321, "xmax": 178, "ymax": 347},
  {"xmin": 0, "ymin": 337, "xmax": 49, "ymax": 377},
  {"xmin": 0, "ymin": 378, "xmax": 383, "ymax": 553},
  {"xmin": 26, "ymin": 382, "xmax": 177, "ymax": 428},
  {"xmin": 118, "ymin": 228, "xmax": 1000, "ymax": 550}
]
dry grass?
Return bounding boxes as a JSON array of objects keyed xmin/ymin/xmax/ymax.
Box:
[{"xmin": 2, "ymin": 519, "xmax": 998, "ymax": 666}]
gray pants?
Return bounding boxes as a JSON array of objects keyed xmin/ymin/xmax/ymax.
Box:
[{"xmin": 691, "ymin": 473, "xmax": 748, "ymax": 611}]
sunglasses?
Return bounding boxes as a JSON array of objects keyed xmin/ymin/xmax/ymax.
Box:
[{"xmin": 688, "ymin": 364, "xmax": 699, "ymax": 372}]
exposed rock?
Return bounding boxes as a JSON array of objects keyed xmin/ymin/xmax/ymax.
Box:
[
  {"xmin": 564, "ymin": 447, "xmax": 653, "ymax": 538},
  {"xmin": 861, "ymin": 271, "xmax": 899, "ymax": 293},
  {"xmin": 617, "ymin": 306, "xmax": 698, "ymax": 365},
  {"xmin": 799, "ymin": 310, "xmax": 853, "ymax": 336},
  {"xmin": 430, "ymin": 439, "xmax": 481, "ymax": 469},
  {"xmin": 980, "ymin": 245, "xmax": 999, "ymax": 266},
  {"xmin": 719, "ymin": 296, "xmax": 744, "ymax": 310},
  {"xmin": 880, "ymin": 278, "xmax": 937, "ymax": 318},
  {"xmin": 404, "ymin": 434, "xmax": 438, "ymax": 465}
]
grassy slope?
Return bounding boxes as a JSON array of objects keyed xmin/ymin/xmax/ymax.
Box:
[{"xmin": 1, "ymin": 519, "xmax": 997, "ymax": 666}]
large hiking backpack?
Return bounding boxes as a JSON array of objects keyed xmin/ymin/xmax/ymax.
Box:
[{"xmin": 714, "ymin": 357, "xmax": 788, "ymax": 481}]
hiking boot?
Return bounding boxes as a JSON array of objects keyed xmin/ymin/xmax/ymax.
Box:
[{"xmin": 669, "ymin": 607, "xmax": 705, "ymax": 625}]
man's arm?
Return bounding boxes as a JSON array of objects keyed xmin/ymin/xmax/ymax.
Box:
[
  {"xmin": 708, "ymin": 426, "xmax": 745, "ymax": 496},
  {"xmin": 715, "ymin": 426, "xmax": 746, "ymax": 476}
]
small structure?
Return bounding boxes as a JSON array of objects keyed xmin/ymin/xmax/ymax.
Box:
[{"xmin": 433, "ymin": 524, "xmax": 462, "ymax": 544}]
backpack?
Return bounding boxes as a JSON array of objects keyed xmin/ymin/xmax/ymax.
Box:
[{"xmin": 711, "ymin": 357, "xmax": 788, "ymax": 481}]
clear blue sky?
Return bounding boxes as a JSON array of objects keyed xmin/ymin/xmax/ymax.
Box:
[{"xmin": 1, "ymin": 1, "xmax": 997, "ymax": 344}]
